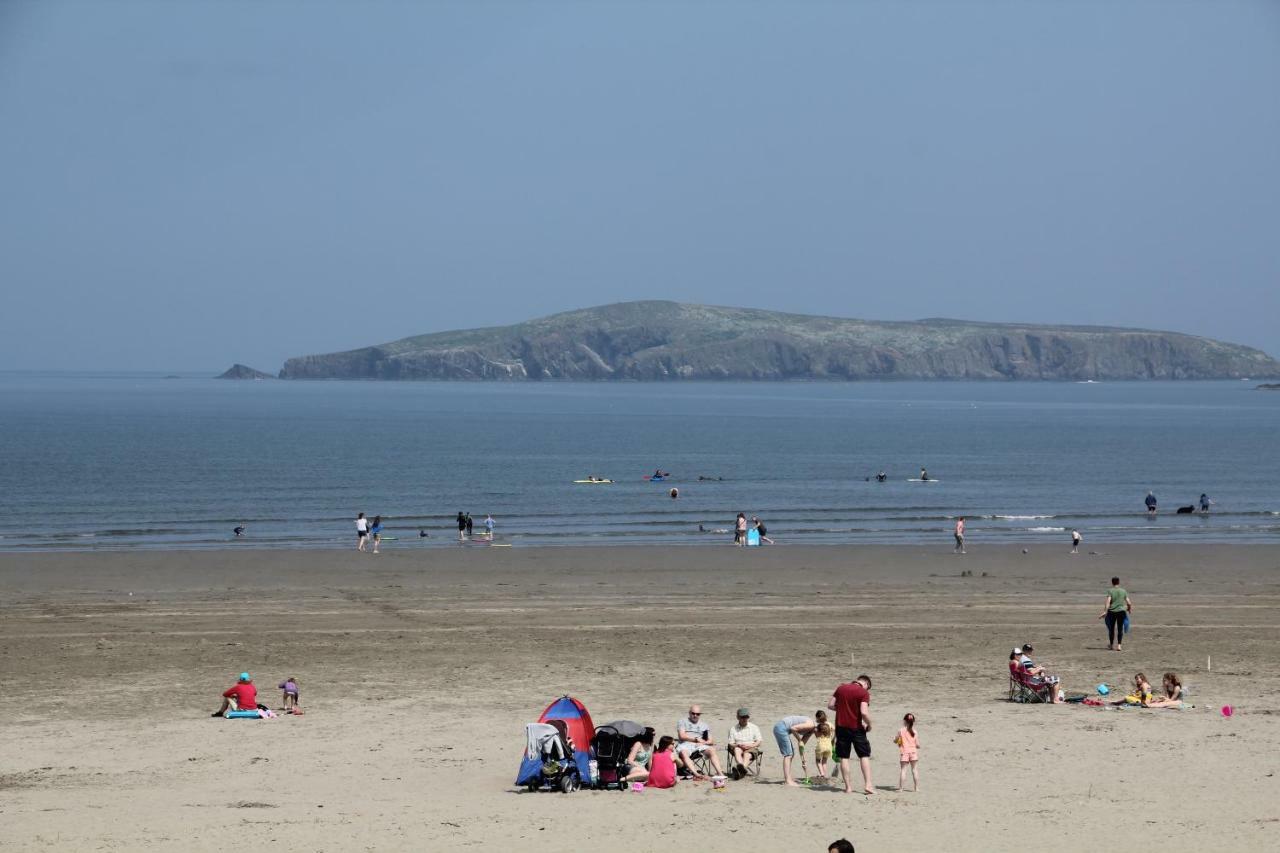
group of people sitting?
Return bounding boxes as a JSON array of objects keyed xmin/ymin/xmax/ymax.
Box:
[
  {"xmin": 1009, "ymin": 646, "xmax": 1186, "ymax": 708},
  {"xmin": 606, "ymin": 675, "xmax": 882, "ymax": 794}
]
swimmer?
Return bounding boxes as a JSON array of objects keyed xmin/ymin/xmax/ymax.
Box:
[
  {"xmin": 876, "ymin": 471, "xmax": 887, "ymax": 482},
  {"xmin": 670, "ymin": 488, "xmax": 679, "ymax": 500},
  {"xmin": 418, "ymin": 529, "xmax": 430, "ymax": 538},
  {"xmin": 233, "ymin": 526, "xmax": 245, "ymax": 537}
]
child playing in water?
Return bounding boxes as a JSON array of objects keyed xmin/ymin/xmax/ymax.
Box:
[
  {"xmin": 895, "ymin": 713, "xmax": 920, "ymax": 791},
  {"xmin": 279, "ymin": 676, "xmax": 299, "ymax": 711},
  {"xmin": 812, "ymin": 710, "xmax": 834, "ymax": 780}
]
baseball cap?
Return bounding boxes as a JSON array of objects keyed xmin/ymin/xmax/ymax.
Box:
[
  {"xmin": 1012, "ymin": 647, "xmax": 1022, "ymax": 655},
  {"xmin": 736, "ymin": 708, "xmax": 750, "ymax": 718},
  {"xmin": 239, "ymin": 672, "xmax": 251, "ymax": 682}
]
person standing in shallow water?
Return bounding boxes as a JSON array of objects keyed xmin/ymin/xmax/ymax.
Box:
[
  {"xmin": 465, "ymin": 512, "xmax": 474, "ymax": 538},
  {"xmin": 953, "ymin": 517, "xmax": 966, "ymax": 554},
  {"xmin": 1145, "ymin": 491, "xmax": 1158, "ymax": 516},
  {"xmin": 456, "ymin": 512, "xmax": 466, "ymax": 541}
]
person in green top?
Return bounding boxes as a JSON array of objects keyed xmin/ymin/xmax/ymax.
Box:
[{"xmin": 1098, "ymin": 577, "xmax": 1132, "ymax": 651}]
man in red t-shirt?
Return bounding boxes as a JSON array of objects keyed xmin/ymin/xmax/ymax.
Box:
[
  {"xmin": 213, "ymin": 672, "xmax": 258, "ymax": 717},
  {"xmin": 828, "ymin": 674, "xmax": 873, "ymax": 794}
]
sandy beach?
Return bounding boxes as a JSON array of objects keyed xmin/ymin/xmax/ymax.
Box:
[{"xmin": 2, "ymin": 544, "xmax": 1278, "ymax": 852}]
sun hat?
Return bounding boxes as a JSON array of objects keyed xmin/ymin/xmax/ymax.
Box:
[
  {"xmin": 737, "ymin": 708, "xmax": 750, "ymax": 718},
  {"xmin": 239, "ymin": 672, "xmax": 251, "ymax": 682},
  {"xmin": 1013, "ymin": 647, "xmax": 1022, "ymax": 655}
]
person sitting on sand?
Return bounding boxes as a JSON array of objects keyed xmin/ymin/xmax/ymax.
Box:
[
  {"xmin": 622, "ymin": 728, "xmax": 656, "ymax": 783},
  {"xmin": 1145, "ymin": 672, "xmax": 1184, "ymax": 708},
  {"xmin": 646, "ymin": 736, "xmax": 678, "ymax": 789},
  {"xmin": 676, "ymin": 705, "xmax": 726, "ymax": 779},
  {"xmin": 1114, "ymin": 672, "xmax": 1155, "ymax": 706},
  {"xmin": 773, "ymin": 714, "xmax": 817, "ymax": 786},
  {"xmin": 213, "ymin": 671, "xmax": 257, "ymax": 717},
  {"xmin": 726, "ymin": 708, "xmax": 762, "ymax": 777}
]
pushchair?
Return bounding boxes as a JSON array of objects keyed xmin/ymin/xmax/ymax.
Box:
[
  {"xmin": 516, "ymin": 720, "xmax": 584, "ymax": 793},
  {"xmin": 591, "ymin": 720, "xmax": 648, "ymax": 790}
]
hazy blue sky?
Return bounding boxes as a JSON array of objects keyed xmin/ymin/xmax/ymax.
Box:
[{"xmin": 2, "ymin": 0, "xmax": 1278, "ymax": 371}]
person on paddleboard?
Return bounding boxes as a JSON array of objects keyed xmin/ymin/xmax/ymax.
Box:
[{"xmin": 920, "ymin": 468, "xmax": 929, "ymax": 481}]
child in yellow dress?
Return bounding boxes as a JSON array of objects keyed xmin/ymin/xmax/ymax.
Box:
[{"xmin": 812, "ymin": 710, "xmax": 835, "ymax": 780}]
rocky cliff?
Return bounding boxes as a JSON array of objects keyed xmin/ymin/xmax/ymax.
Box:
[{"xmin": 277, "ymin": 302, "xmax": 1280, "ymax": 381}]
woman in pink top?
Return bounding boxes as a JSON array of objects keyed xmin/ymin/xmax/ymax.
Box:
[
  {"xmin": 895, "ymin": 713, "xmax": 920, "ymax": 791},
  {"xmin": 646, "ymin": 736, "xmax": 678, "ymax": 789}
]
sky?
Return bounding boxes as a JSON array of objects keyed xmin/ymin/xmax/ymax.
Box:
[{"xmin": 1, "ymin": 0, "xmax": 1278, "ymax": 372}]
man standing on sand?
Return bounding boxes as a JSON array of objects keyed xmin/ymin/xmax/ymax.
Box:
[
  {"xmin": 954, "ymin": 517, "xmax": 966, "ymax": 554},
  {"xmin": 1100, "ymin": 577, "xmax": 1132, "ymax": 651},
  {"xmin": 1145, "ymin": 491, "xmax": 1158, "ymax": 516},
  {"xmin": 1071, "ymin": 529, "xmax": 1082, "ymax": 554},
  {"xmin": 828, "ymin": 674, "xmax": 873, "ymax": 795}
]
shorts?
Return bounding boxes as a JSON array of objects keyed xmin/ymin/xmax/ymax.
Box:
[
  {"xmin": 773, "ymin": 721, "xmax": 795, "ymax": 756},
  {"xmin": 899, "ymin": 750, "xmax": 918, "ymax": 762},
  {"xmin": 836, "ymin": 726, "xmax": 870, "ymax": 760},
  {"xmin": 675, "ymin": 741, "xmax": 707, "ymax": 756},
  {"xmin": 357, "ymin": 530, "xmax": 367, "ymax": 538}
]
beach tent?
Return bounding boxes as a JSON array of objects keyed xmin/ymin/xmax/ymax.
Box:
[{"xmin": 539, "ymin": 695, "xmax": 595, "ymax": 755}]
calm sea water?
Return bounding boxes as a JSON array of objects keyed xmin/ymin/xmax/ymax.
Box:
[{"xmin": 1, "ymin": 373, "xmax": 1277, "ymax": 551}]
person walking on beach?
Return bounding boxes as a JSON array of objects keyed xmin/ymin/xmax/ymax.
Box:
[
  {"xmin": 1145, "ymin": 491, "xmax": 1158, "ymax": 516},
  {"xmin": 828, "ymin": 674, "xmax": 873, "ymax": 795},
  {"xmin": 1071, "ymin": 529, "xmax": 1081, "ymax": 554},
  {"xmin": 355, "ymin": 512, "xmax": 369, "ymax": 551},
  {"xmin": 370, "ymin": 515, "xmax": 383, "ymax": 554},
  {"xmin": 1099, "ymin": 576, "xmax": 1132, "ymax": 651},
  {"xmin": 894, "ymin": 713, "xmax": 919, "ymax": 792},
  {"xmin": 456, "ymin": 512, "xmax": 466, "ymax": 541},
  {"xmin": 954, "ymin": 516, "xmax": 966, "ymax": 554}
]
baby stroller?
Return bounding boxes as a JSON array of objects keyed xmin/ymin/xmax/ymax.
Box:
[
  {"xmin": 591, "ymin": 720, "xmax": 648, "ymax": 790},
  {"xmin": 516, "ymin": 720, "xmax": 584, "ymax": 793}
]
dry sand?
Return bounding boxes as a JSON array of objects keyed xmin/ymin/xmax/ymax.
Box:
[{"xmin": 2, "ymin": 544, "xmax": 1278, "ymax": 852}]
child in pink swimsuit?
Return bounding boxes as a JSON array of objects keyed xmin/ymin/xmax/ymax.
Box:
[{"xmin": 895, "ymin": 713, "xmax": 920, "ymax": 791}]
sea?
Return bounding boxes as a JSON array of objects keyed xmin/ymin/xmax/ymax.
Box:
[{"xmin": 1, "ymin": 372, "xmax": 1277, "ymax": 551}]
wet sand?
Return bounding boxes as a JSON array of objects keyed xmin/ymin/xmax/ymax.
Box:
[{"xmin": 2, "ymin": 544, "xmax": 1278, "ymax": 851}]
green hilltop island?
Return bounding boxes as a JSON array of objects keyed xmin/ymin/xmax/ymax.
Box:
[{"xmin": 274, "ymin": 301, "xmax": 1280, "ymax": 382}]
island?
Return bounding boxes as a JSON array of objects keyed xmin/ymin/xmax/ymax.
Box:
[
  {"xmin": 276, "ymin": 301, "xmax": 1280, "ymax": 382},
  {"xmin": 217, "ymin": 364, "xmax": 274, "ymax": 380}
]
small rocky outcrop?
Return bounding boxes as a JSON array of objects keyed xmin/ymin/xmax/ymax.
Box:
[{"xmin": 217, "ymin": 364, "xmax": 274, "ymax": 380}]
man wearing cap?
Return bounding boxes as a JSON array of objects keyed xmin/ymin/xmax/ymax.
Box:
[
  {"xmin": 212, "ymin": 672, "xmax": 258, "ymax": 717},
  {"xmin": 1017, "ymin": 644, "xmax": 1062, "ymax": 703},
  {"xmin": 726, "ymin": 708, "xmax": 763, "ymax": 778}
]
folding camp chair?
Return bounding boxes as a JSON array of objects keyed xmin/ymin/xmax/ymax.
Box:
[
  {"xmin": 1008, "ymin": 660, "xmax": 1054, "ymax": 703},
  {"xmin": 725, "ymin": 745, "xmax": 763, "ymax": 780}
]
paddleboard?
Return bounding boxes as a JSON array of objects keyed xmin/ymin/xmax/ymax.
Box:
[
  {"xmin": 378, "ymin": 536, "xmax": 398, "ymax": 541},
  {"xmin": 908, "ymin": 478, "xmax": 940, "ymax": 482},
  {"xmin": 573, "ymin": 479, "xmax": 614, "ymax": 484}
]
